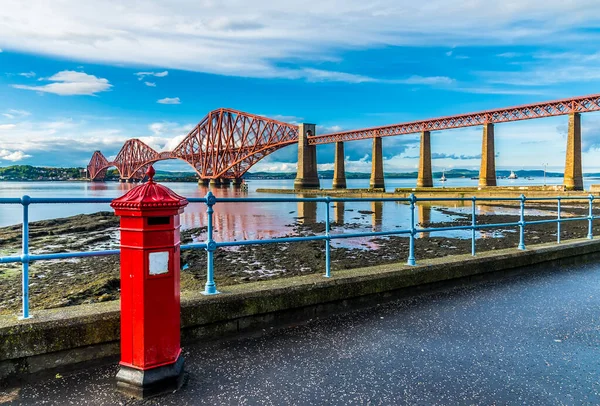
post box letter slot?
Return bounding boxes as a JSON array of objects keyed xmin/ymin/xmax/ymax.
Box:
[
  {"xmin": 148, "ymin": 217, "xmax": 170, "ymax": 226},
  {"xmin": 149, "ymin": 251, "xmax": 169, "ymax": 275}
]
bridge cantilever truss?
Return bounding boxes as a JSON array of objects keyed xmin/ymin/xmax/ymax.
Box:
[
  {"xmin": 88, "ymin": 109, "xmax": 299, "ymax": 181},
  {"xmin": 88, "ymin": 93, "xmax": 600, "ymax": 181}
]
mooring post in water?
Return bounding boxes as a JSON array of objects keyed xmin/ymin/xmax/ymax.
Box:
[
  {"xmin": 588, "ymin": 195, "xmax": 594, "ymax": 240},
  {"xmin": 407, "ymin": 194, "xmax": 417, "ymax": 266},
  {"xmin": 111, "ymin": 166, "xmax": 188, "ymax": 399},
  {"xmin": 20, "ymin": 195, "xmax": 31, "ymax": 320},
  {"xmin": 518, "ymin": 194, "xmax": 526, "ymax": 250}
]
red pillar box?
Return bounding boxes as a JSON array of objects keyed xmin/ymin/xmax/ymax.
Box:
[{"xmin": 111, "ymin": 166, "xmax": 188, "ymax": 399}]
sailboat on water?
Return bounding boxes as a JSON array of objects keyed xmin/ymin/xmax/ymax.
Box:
[
  {"xmin": 508, "ymin": 170, "xmax": 518, "ymax": 179},
  {"xmin": 440, "ymin": 170, "xmax": 447, "ymax": 182}
]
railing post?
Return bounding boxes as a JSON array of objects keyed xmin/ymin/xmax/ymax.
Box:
[
  {"xmin": 324, "ymin": 197, "xmax": 331, "ymax": 278},
  {"xmin": 557, "ymin": 197, "xmax": 561, "ymax": 244},
  {"xmin": 407, "ymin": 194, "xmax": 416, "ymax": 266},
  {"xmin": 203, "ymin": 191, "xmax": 220, "ymax": 295},
  {"xmin": 518, "ymin": 194, "xmax": 526, "ymax": 250},
  {"xmin": 20, "ymin": 195, "xmax": 32, "ymax": 319},
  {"xmin": 471, "ymin": 197, "xmax": 476, "ymax": 256},
  {"xmin": 588, "ymin": 194, "xmax": 594, "ymax": 240}
]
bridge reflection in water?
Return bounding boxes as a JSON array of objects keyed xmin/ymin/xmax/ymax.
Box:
[
  {"xmin": 89, "ymin": 179, "xmax": 567, "ymax": 248},
  {"xmin": 178, "ymin": 188, "xmax": 565, "ymax": 248}
]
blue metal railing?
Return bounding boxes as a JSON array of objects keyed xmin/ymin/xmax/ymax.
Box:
[{"xmin": 0, "ymin": 193, "xmax": 597, "ymax": 319}]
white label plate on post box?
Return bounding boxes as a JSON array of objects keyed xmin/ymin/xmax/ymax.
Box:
[{"xmin": 149, "ymin": 251, "xmax": 169, "ymax": 275}]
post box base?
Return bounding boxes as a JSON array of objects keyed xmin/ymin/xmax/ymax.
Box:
[{"xmin": 116, "ymin": 355, "xmax": 185, "ymax": 399}]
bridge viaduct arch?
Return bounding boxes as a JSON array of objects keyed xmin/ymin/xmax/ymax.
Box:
[
  {"xmin": 87, "ymin": 109, "xmax": 299, "ymax": 183},
  {"xmin": 89, "ymin": 94, "xmax": 600, "ymax": 191}
]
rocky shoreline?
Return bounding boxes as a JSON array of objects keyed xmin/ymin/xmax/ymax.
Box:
[{"xmin": 0, "ymin": 203, "xmax": 596, "ymax": 315}]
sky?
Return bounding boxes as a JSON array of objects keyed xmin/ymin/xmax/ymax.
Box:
[{"xmin": 2, "ymin": 0, "xmax": 600, "ymax": 174}]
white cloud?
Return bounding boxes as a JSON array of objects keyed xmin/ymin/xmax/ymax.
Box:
[
  {"xmin": 497, "ymin": 52, "xmax": 521, "ymax": 58},
  {"xmin": 146, "ymin": 122, "xmax": 193, "ymax": 151},
  {"xmin": 18, "ymin": 71, "xmax": 36, "ymax": 78},
  {"xmin": 144, "ymin": 81, "xmax": 156, "ymax": 87},
  {"xmin": 135, "ymin": 71, "xmax": 169, "ymax": 80},
  {"xmin": 1, "ymin": 1, "xmax": 598, "ymax": 82},
  {"xmin": 299, "ymin": 69, "xmax": 377, "ymax": 84},
  {"xmin": 12, "ymin": 70, "xmax": 112, "ymax": 96},
  {"xmin": 157, "ymin": 97, "xmax": 181, "ymax": 105},
  {"xmin": 0, "ymin": 149, "xmax": 31, "ymax": 161},
  {"xmin": 0, "ymin": 124, "xmax": 17, "ymax": 130},
  {"xmin": 2, "ymin": 109, "xmax": 31, "ymax": 119},
  {"xmin": 292, "ymin": 69, "xmax": 454, "ymax": 85},
  {"xmin": 400, "ymin": 76, "xmax": 454, "ymax": 85},
  {"xmin": 0, "ymin": 118, "xmax": 129, "ymax": 166}
]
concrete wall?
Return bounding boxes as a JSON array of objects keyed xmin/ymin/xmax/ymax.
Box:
[{"xmin": 3, "ymin": 239, "xmax": 600, "ymax": 382}]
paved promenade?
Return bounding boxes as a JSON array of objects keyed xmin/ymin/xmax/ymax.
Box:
[{"xmin": 3, "ymin": 260, "xmax": 600, "ymax": 405}]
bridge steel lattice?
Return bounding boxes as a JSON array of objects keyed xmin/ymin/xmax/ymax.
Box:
[
  {"xmin": 88, "ymin": 109, "xmax": 298, "ymax": 181},
  {"xmin": 88, "ymin": 94, "xmax": 600, "ymax": 190},
  {"xmin": 309, "ymin": 94, "xmax": 600, "ymax": 144}
]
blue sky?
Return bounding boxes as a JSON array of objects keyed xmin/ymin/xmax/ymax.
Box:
[{"xmin": 1, "ymin": 1, "xmax": 600, "ymax": 173}]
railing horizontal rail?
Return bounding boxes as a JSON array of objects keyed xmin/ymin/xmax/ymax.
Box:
[
  {"xmin": 0, "ymin": 192, "xmax": 597, "ymax": 319},
  {"xmin": 0, "ymin": 195, "xmax": 596, "ymax": 205}
]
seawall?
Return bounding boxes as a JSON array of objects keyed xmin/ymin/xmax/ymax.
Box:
[
  {"xmin": 2, "ymin": 238, "xmax": 600, "ymax": 382},
  {"xmin": 256, "ymin": 186, "xmax": 600, "ymax": 200}
]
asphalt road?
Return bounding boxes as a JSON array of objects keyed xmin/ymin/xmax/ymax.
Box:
[{"xmin": 3, "ymin": 260, "xmax": 600, "ymax": 405}]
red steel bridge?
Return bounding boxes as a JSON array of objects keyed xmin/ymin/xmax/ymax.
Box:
[{"xmin": 88, "ymin": 94, "xmax": 600, "ymax": 182}]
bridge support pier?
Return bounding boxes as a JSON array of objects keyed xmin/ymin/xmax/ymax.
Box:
[
  {"xmin": 294, "ymin": 124, "xmax": 320, "ymax": 190},
  {"xmin": 564, "ymin": 113, "xmax": 583, "ymax": 191},
  {"xmin": 232, "ymin": 178, "xmax": 243, "ymax": 187},
  {"xmin": 479, "ymin": 123, "xmax": 497, "ymax": 187},
  {"xmin": 369, "ymin": 137, "xmax": 385, "ymax": 190},
  {"xmin": 220, "ymin": 178, "xmax": 231, "ymax": 187},
  {"xmin": 416, "ymin": 131, "xmax": 433, "ymax": 188},
  {"xmin": 199, "ymin": 178, "xmax": 210, "ymax": 186},
  {"xmin": 332, "ymin": 142, "xmax": 347, "ymax": 189},
  {"xmin": 209, "ymin": 178, "xmax": 222, "ymax": 188}
]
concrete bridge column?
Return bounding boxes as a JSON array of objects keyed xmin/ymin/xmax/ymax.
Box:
[
  {"xmin": 209, "ymin": 178, "xmax": 222, "ymax": 188},
  {"xmin": 232, "ymin": 178, "xmax": 243, "ymax": 187},
  {"xmin": 416, "ymin": 131, "xmax": 433, "ymax": 188},
  {"xmin": 294, "ymin": 124, "xmax": 320, "ymax": 190},
  {"xmin": 564, "ymin": 113, "xmax": 583, "ymax": 191},
  {"xmin": 220, "ymin": 178, "xmax": 231, "ymax": 187},
  {"xmin": 199, "ymin": 178, "xmax": 210, "ymax": 186},
  {"xmin": 479, "ymin": 123, "xmax": 497, "ymax": 187},
  {"xmin": 332, "ymin": 142, "xmax": 347, "ymax": 189},
  {"xmin": 369, "ymin": 137, "xmax": 385, "ymax": 189}
]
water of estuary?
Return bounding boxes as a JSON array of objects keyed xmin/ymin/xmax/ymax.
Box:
[{"xmin": 0, "ymin": 177, "xmax": 592, "ymax": 248}]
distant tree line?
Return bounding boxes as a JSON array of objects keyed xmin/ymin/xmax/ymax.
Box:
[{"xmin": 0, "ymin": 164, "xmax": 580, "ymax": 182}]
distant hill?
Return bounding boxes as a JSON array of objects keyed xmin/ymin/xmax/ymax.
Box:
[
  {"xmin": 0, "ymin": 164, "xmax": 597, "ymax": 182},
  {"xmin": 245, "ymin": 169, "xmax": 569, "ymax": 180},
  {"xmin": 0, "ymin": 165, "xmax": 85, "ymax": 181}
]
